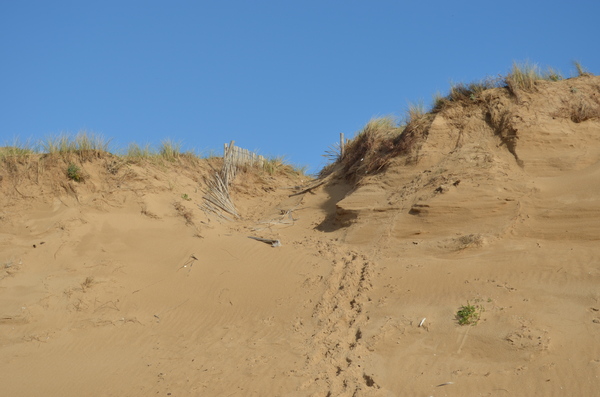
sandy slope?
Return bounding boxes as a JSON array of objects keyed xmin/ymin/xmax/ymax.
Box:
[{"xmin": 2, "ymin": 76, "xmax": 600, "ymax": 396}]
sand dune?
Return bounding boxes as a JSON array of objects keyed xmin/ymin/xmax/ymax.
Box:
[{"xmin": 2, "ymin": 76, "xmax": 600, "ymax": 396}]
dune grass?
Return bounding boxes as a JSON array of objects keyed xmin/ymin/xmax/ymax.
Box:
[
  {"xmin": 325, "ymin": 60, "xmax": 596, "ymax": 181},
  {"xmin": 405, "ymin": 101, "xmax": 427, "ymax": 123},
  {"xmin": 573, "ymin": 60, "xmax": 593, "ymax": 77},
  {"xmin": 327, "ymin": 111, "xmax": 438, "ymax": 180},
  {"xmin": 1, "ymin": 131, "xmax": 307, "ymax": 184},
  {"xmin": 504, "ymin": 61, "xmax": 544, "ymax": 93},
  {"xmin": 433, "ymin": 78, "xmax": 503, "ymax": 112},
  {"xmin": 432, "ymin": 62, "xmax": 575, "ymax": 111},
  {"xmin": 332, "ymin": 116, "xmax": 405, "ymax": 179},
  {"xmin": 2, "ymin": 133, "xmax": 192, "ymax": 165},
  {"xmin": 544, "ymin": 67, "xmax": 563, "ymax": 82},
  {"xmin": 261, "ymin": 156, "xmax": 286, "ymax": 175},
  {"xmin": 159, "ymin": 139, "xmax": 182, "ymax": 162},
  {"xmin": 40, "ymin": 132, "xmax": 111, "ymax": 159},
  {"xmin": 503, "ymin": 61, "xmax": 584, "ymax": 95},
  {"xmin": 124, "ymin": 142, "xmax": 155, "ymax": 160},
  {"xmin": 0, "ymin": 139, "xmax": 36, "ymax": 158},
  {"xmin": 2, "ymin": 60, "xmax": 595, "ymax": 182}
]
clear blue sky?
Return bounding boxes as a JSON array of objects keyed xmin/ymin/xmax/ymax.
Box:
[{"xmin": 2, "ymin": 1, "xmax": 599, "ymax": 174}]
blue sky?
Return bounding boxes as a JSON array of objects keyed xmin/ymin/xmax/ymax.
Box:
[{"xmin": 2, "ymin": 1, "xmax": 599, "ymax": 174}]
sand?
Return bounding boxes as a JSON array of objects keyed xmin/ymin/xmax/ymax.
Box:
[{"xmin": 1, "ymin": 76, "xmax": 600, "ymax": 396}]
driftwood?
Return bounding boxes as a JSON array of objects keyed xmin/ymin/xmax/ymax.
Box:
[
  {"xmin": 248, "ymin": 236, "xmax": 282, "ymax": 247},
  {"xmin": 288, "ymin": 180, "xmax": 326, "ymax": 197}
]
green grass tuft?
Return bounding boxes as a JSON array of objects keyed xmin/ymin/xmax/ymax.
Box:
[
  {"xmin": 66, "ymin": 163, "xmax": 83, "ymax": 182},
  {"xmin": 456, "ymin": 301, "xmax": 484, "ymax": 325}
]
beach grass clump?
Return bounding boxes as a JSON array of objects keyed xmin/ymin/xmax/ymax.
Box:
[
  {"xmin": 40, "ymin": 132, "xmax": 110, "ymax": 161},
  {"xmin": 341, "ymin": 117, "xmax": 398, "ymax": 170},
  {"xmin": 404, "ymin": 102, "xmax": 433, "ymax": 132},
  {"xmin": 262, "ymin": 156, "xmax": 285, "ymax": 175},
  {"xmin": 325, "ymin": 113, "xmax": 433, "ymax": 181},
  {"xmin": 337, "ymin": 116, "xmax": 403, "ymax": 179},
  {"xmin": 405, "ymin": 101, "xmax": 427, "ymax": 123},
  {"xmin": 40, "ymin": 134, "xmax": 74, "ymax": 154},
  {"xmin": 544, "ymin": 67, "xmax": 563, "ymax": 81},
  {"xmin": 573, "ymin": 60, "xmax": 592, "ymax": 77},
  {"xmin": 504, "ymin": 61, "xmax": 545, "ymax": 94},
  {"xmin": 433, "ymin": 78, "xmax": 502, "ymax": 112},
  {"xmin": 74, "ymin": 132, "xmax": 110, "ymax": 152},
  {"xmin": 125, "ymin": 142, "xmax": 155, "ymax": 162},
  {"xmin": 0, "ymin": 138, "xmax": 37, "ymax": 158},
  {"xmin": 159, "ymin": 139, "xmax": 182, "ymax": 162},
  {"xmin": 502, "ymin": 61, "xmax": 576, "ymax": 100},
  {"xmin": 260, "ymin": 156, "xmax": 305, "ymax": 176}
]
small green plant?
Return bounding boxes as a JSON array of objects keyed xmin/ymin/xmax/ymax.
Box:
[
  {"xmin": 66, "ymin": 163, "xmax": 82, "ymax": 182},
  {"xmin": 456, "ymin": 301, "xmax": 483, "ymax": 325},
  {"xmin": 181, "ymin": 193, "xmax": 191, "ymax": 201}
]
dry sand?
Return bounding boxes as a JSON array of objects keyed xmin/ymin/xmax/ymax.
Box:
[{"xmin": 2, "ymin": 76, "xmax": 600, "ymax": 396}]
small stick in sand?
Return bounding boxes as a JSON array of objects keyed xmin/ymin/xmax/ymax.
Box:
[
  {"xmin": 436, "ymin": 382, "xmax": 454, "ymax": 387},
  {"xmin": 418, "ymin": 318, "xmax": 426, "ymax": 327}
]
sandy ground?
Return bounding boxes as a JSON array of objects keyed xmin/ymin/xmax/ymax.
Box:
[{"xmin": 2, "ymin": 76, "xmax": 600, "ymax": 396}]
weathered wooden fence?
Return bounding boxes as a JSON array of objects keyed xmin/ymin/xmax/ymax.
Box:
[
  {"xmin": 224, "ymin": 141, "xmax": 265, "ymax": 167},
  {"xmin": 200, "ymin": 141, "xmax": 265, "ymax": 221}
]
